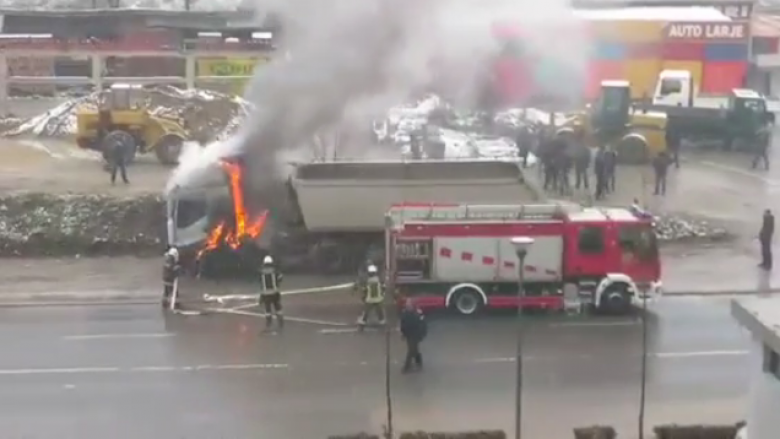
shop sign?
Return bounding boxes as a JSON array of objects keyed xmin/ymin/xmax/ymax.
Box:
[
  {"xmin": 714, "ymin": 3, "xmax": 753, "ymax": 20},
  {"xmin": 664, "ymin": 22, "xmax": 748, "ymax": 41}
]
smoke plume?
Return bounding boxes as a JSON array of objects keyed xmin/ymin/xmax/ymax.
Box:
[{"xmin": 166, "ymin": 0, "xmax": 589, "ymax": 194}]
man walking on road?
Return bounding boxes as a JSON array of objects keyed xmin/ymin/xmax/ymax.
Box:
[
  {"xmin": 400, "ymin": 298, "xmax": 427, "ymax": 373},
  {"xmin": 760, "ymin": 209, "xmax": 775, "ymax": 270},
  {"xmin": 652, "ymin": 151, "xmax": 671, "ymax": 196}
]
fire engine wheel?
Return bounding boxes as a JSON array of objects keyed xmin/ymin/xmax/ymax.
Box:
[
  {"xmin": 599, "ymin": 284, "xmax": 632, "ymax": 315},
  {"xmin": 450, "ymin": 288, "xmax": 484, "ymax": 316}
]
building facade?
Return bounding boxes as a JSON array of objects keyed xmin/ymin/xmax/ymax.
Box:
[{"xmin": 731, "ymin": 297, "xmax": 780, "ymax": 439}]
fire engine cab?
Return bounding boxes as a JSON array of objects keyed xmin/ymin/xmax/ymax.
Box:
[{"xmin": 385, "ymin": 202, "xmax": 662, "ymax": 315}]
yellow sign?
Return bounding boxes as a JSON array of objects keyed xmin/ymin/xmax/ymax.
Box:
[{"xmin": 197, "ymin": 57, "xmax": 268, "ymax": 77}]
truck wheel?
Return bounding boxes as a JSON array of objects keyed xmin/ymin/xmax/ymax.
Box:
[
  {"xmin": 599, "ymin": 284, "xmax": 632, "ymax": 315},
  {"xmin": 450, "ymin": 288, "xmax": 484, "ymax": 316},
  {"xmin": 154, "ymin": 134, "xmax": 185, "ymax": 166},
  {"xmin": 102, "ymin": 130, "xmax": 137, "ymax": 165},
  {"xmin": 616, "ymin": 136, "xmax": 649, "ymax": 165}
]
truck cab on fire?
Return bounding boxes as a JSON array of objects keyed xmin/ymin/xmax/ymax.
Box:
[{"xmin": 387, "ymin": 203, "xmax": 661, "ymax": 316}]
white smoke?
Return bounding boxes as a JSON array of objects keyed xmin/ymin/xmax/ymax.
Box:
[{"xmin": 166, "ymin": 0, "xmax": 589, "ymax": 194}]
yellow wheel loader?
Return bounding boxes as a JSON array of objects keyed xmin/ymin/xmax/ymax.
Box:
[
  {"xmin": 75, "ymin": 84, "xmax": 189, "ymax": 166},
  {"xmin": 558, "ymin": 80, "xmax": 667, "ymax": 164}
]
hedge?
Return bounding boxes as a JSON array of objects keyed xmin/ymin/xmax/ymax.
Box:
[{"xmin": 653, "ymin": 424, "xmax": 741, "ymax": 439}]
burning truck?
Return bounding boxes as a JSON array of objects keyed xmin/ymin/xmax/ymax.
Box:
[{"xmin": 166, "ymin": 158, "xmax": 544, "ymax": 275}]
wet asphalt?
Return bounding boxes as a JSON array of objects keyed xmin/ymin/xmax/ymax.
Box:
[{"xmin": 0, "ymin": 295, "xmax": 752, "ymax": 439}]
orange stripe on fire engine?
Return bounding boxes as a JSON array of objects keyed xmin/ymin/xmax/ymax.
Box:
[
  {"xmin": 401, "ymin": 223, "xmax": 564, "ymax": 237},
  {"xmin": 439, "ymin": 247, "xmax": 558, "ymax": 276}
]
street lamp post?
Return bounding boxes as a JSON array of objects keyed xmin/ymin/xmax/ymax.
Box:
[{"xmin": 511, "ymin": 236, "xmax": 535, "ymax": 439}]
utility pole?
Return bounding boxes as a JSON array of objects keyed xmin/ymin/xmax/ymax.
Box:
[{"xmin": 511, "ymin": 237, "xmax": 534, "ymax": 439}]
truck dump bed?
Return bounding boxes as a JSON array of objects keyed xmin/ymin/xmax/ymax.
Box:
[{"xmin": 292, "ymin": 160, "xmax": 541, "ymax": 232}]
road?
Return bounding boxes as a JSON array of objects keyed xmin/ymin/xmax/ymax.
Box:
[{"xmin": 0, "ymin": 295, "xmax": 751, "ymax": 439}]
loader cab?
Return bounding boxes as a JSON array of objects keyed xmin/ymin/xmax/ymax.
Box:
[
  {"xmin": 564, "ymin": 208, "xmax": 660, "ymax": 284},
  {"xmin": 106, "ymin": 83, "xmax": 145, "ymax": 110},
  {"xmin": 591, "ymin": 81, "xmax": 631, "ymax": 139}
]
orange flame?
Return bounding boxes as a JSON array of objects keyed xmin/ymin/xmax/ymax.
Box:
[{"xmin": 196, "ymin": 160, "xmax": 269, "ymax": 260}]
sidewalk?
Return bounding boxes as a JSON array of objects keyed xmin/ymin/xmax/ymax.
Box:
[{"xmin": 662, "ymin": 246, "xmax": 780, "ymax": 294}]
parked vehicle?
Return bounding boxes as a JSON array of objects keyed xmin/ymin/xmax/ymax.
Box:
[
  {"xmin": 385, "ymin": 203, "xmax": 662, "ymax": 315},
  {"xmin": 649, "ymin": 69, "xmax": 775, "ymax": 151}
]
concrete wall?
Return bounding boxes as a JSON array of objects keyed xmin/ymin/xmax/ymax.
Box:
[{"xmin": 746, "ymin": 338, "xmax": 780, "ymax": 439}]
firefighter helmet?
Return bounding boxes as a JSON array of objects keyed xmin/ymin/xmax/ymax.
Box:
[
  {"xmin": 367, "ymin": 264, "xmax": 378, "ymax": 274},
  {"xmin": 263, "ymin": 255, "xmax": 274, "ymax": 265}
]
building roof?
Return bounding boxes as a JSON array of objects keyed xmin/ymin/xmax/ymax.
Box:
[{"xmin": 731, "ymin": 297, "xmax": 780, "ymax": 354}]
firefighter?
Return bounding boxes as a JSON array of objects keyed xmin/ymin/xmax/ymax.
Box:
[
  {"xmin": 357, "ymin": 264, "xmax": 386, "ymax": 328},
  {"xmin": 400, "ymin": 298, "xmax": 427, "ymax": 373},
  {"xmin": 652, "ymin": 151, "xmax": 672, "ymax": 196},
  {"xmin": 162, "ymin": 247, "xmax": 181, "ymax": 310},
  {"xmin": 260, "ymin": 255, "xmax": 284, "ymax": 331},
  {"xmin": 760, "ymin": 209, "xmax": 775, "ymax": 270}
]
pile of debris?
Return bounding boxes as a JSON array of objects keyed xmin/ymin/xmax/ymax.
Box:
[
  {"xmin": 1, "ymin": 86, "xmax": 252, "ymax": 144},
  {"xmin": 654, "ymin": 214, "xmax": 732, "ymax": 243},
  {"xmin": 0, "ymin": 193, "xmax": 165, "ymax": 257}
]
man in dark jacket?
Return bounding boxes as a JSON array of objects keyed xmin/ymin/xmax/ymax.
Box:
[
  {"xmin": 604, "ymin": 146, "xmax": 618, "ymax": 193},
  {"xmin": 515, "ymin": 126, "xmax": 531, "ymax": 168},
  {"xmin": 760, "ymin": 209, "xmax": 775, "ymax": 270},
  {"xmin": 399, "ymin": 298, "xmax": 427, "ymax": 373},
  {"xmin": 665, "ymin": 121, "xmax": 682, "ymax": 169},
  {"xmin": 594, "ymin": 147, "xmax": 607, "ymax": 200},
  {"xmin": 574, "ymin": 143, "xmax": 591, "ymax": 190},
  {"xmin": 652, "ymin": 151, "xmax": 672, "ymax": 196},
  {"xmin": 752, "ymin": 128, "xmax": 771, "ymax": 171},
  {"xmin": 107, "ymin": 137, "xmax": 130, "ymax": 185}
]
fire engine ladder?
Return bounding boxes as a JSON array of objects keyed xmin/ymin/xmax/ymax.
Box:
[{"xmin": 389, "ymin": 203, "xmax": 582, "ymax": 227}]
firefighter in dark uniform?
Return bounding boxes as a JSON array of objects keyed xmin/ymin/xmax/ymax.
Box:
[
  {"xmin": 260, "ymin": 255, "xmax": 284, "ymax": 331},
  {"xmin": 108, "ymin": 137, "xmax": 130, "ymax": 185},
  {"xmin": 162, "ymin": 247, "xmax": 181, "ymax": 310},
  {"xmin": 652, "ymin": 150, "xmax": 672, "ymax": 196},
  {"xmin": 357, "ymin": 265, "xmax": 386, "ymax": 328},
  {"xmin": 399, "ymin": 298, "xmax": 427, "ymax": 373},
  {"xmin": 752, "ymin": 126, "xmax": 771, "ymax": 171}
]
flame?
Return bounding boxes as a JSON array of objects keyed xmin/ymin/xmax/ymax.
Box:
[{"xmin": 196, "ymin": 160, "xmax": 269, "ymax": 260}]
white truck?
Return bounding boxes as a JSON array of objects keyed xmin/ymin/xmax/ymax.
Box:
[{"xmin": 649, "ymin": 69, "xmax": 775, "ymax": 150}]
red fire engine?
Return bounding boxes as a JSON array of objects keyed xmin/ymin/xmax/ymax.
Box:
[{"xmin": 385, "ymin": 202, "xmax": 662, "ymax": 315}]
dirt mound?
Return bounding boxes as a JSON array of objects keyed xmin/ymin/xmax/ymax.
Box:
[
  {"xmin": 0, "ymin": 193, "xmax": 165, "ymax": 257},
  {"xmin": 1, "ymin": 86, "xmax": 252, "ymax": 144}
]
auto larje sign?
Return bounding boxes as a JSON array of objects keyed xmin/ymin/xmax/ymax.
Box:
[{"xmin": 664, "ymin": 22, "xmax": 749, "ymax": 41}]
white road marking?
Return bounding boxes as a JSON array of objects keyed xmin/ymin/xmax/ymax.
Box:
[
  {"xmin": 62, "ymin": 333, "xmax": 175, "ymax": 341},
  {"xmin": 547, "ymin": 320, "xmax": 639, "ymax": 328},
  {"xmin": 0, "ymin": 363, "xmax": 290, "ymax": 376},
  {"xmin": 654, "ymin": 350, "xmax": 748, "ymax": 358},
  {"xmin": 318, "ymin": 327, "xmax": 399, "ymax": 334},
  {"xmin": 700, "ymin": 160, "xmax": 780, "ymax": 185},
  {"xmin": 220, "ymin": 309, "xmax": 351, "ymax": 327}
]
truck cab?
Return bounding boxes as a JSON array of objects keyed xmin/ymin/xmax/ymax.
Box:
[{"xmin": 651, "ymin": 69, "xmax": 774, "ymax": 150}]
